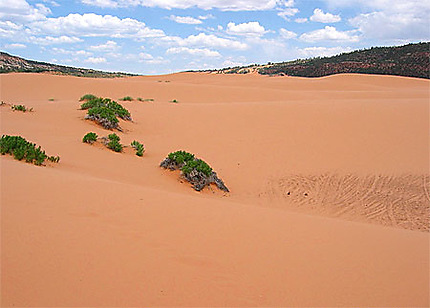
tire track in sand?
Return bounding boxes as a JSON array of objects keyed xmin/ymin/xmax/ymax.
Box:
[{"xmin": 264, "ymin": 174, "xmax": 429, "ymax": 232}]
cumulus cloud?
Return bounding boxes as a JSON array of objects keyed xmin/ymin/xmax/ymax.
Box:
[
  {"xmin": 168, "ymin": 15, "xmax": 202, "ymax": 25},
  {"xmin": 300, "ymin": 26, "xmax": 359, "ymax": 42},
  {"xmin": 279, "ymin": 28, "xmax": 297, "ymax": 39},
  {"xmin": 52, "ymin": 47, "xmax": 93, "ymax": 56},
  {"xmin": 310, "ymin": 8, "xmax": 341, "ymax": 23},
  {"xmin": 81, "ymin": 0, "xmax": 294, "ymax": 11},
  {"xmin": 323, "ymin": 0, "xmax": 430, "ymax": 41},
  {"xmin": 295, "ymin": 17, "xmax": 307, "ymax": 23},
  {"xmin": 4, "ymin": 43, "xmax": 26, "ymax": 49},
  {"xmin": 162, "ymin": 32, "xmax": 248, "ymax": 50},
  {"xmin": 298, "ymin": 46, "xmax": 352, "ymax": 58},
  {"xmin": 226, "ymin": 21, "xmax": 267, "ymax": 37},
  {"xmin": 167, "ymin": 47, "xmax": 221, "ymax": 57},
  {"xmin": 31, "ymin": 35, "xmax": 84, "ymax": 45},
  {"xmin": 0, "ymin": 0, "xmax": 51, "ymax": 22},
  {"xmin": 85, "ymin": 56, "xmax": 107, "ymax": 63},
  {"xmin": 277, "ymin": 8, "xmax": 299, "ymax": 20},
  {"xmin": 89, "ymin": 40, "xmax": 120, "ymax": 51},
  {"xmin": 30, "ymin": 13, "xmax": 165, "ymax": 39},
  {"xmin": 349, "ymin": 10, "xmax": 430, "ymax": 41}
]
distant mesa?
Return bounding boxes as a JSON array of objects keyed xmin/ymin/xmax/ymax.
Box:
[
  {"xmin": 200, "ymin": 42, "xmax": 430, "ymax": 80},
  {"xmin": 0, "ymin": 51, "xmax": 135, "ymax": 78}
]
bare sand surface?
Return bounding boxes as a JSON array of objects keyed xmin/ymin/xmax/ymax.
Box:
[{"xmin": 1, "ymin": 72, "xmax": 429, "ymax": 306}]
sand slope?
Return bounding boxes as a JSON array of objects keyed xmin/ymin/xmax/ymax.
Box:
[{"xmin": 1, "ymin": 72, "xmax": 429, "ymax": 306}]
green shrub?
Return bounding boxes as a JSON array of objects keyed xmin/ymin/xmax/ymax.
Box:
[
  {"xmin": 131, "ymin": 140, "xmax": 145, "ymax": 156},
  {"xmin": 107, "ymin": 133, "xmax": 122, "ymax": 152},
  {"xmin": 181, "ymin": 159, "xmax": 212, "ymax": 176},
  {"xmin": 170, "ymin": 99, "xmax": 178, "ymax": 103},
  {"xmin": 79, "ymin": 94, "xmax": 97, "ymax": 101},
  {"xmin": 119, "ymin": 96, "xmax": 133, "ymax": 101},
  {"xmin": 11, "ymin": 104, "xmax": 32, "ymax": 112},
  {"xmin": 106, "ymin": 100, "xmax": 131, "ymax": 120},
  {"xmin": 137, "ymin": 98, "xmax": 154, "ymax": 102},
  {"xmin": 87, "ymin": 106, "xmax": 119, "ymax": 129},
  {"xmin": 168, "ymin": 150, "xmax": 194, "ymax": 165},
  {"xmin": 81, "ymin": 96, "xmax": 131, "ymax": 128},
  {"xmin": 48, "ymin": 98, "xmax": 55, "ymax": 101},
  {"xmin": 82, "ymin": 132, "xmax": 98, "ymax": 144},
  {"xmin": 0, "ymin": 135, "xmax": 59, "ymax": 166}
]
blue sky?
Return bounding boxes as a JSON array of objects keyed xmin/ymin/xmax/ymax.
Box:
[{"xmin": 1, "ymin": 0, "xmax": 429, "ymax": 74}]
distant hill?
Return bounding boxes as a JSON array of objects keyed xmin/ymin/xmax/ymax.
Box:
[
  {"xmin": 0, "ymin": 52, "xmax": 135, "ymax": 78},
  {"xmin": 208, "ymin": 42, "xmax": 430, "ymax": 79}
]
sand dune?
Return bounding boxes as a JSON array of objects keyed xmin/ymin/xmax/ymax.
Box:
[{"xmin": 1, "ymin": 72, "xmax": 429, "ymax": 306}]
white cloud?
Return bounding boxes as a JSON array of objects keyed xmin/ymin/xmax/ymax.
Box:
[
  {"xmin": 226, "ymin": 21, "xmax": 267, "ymax": 37},
  {"xmin": 4, "ymin": 43, "xmax": 26, "ymax": 49},
  {"xmin": 0, "ymin": 0, "xmax": 51, "ymax": 22},
  {"xmin": 222, "ymin": 59, "xmax": 245, "ymax": 67},
  {"xmin": 349, "ymin": 10, "xmax": 430, "ymax": 41},
  {"xmin": 278, "ymin": 8, "xmax": 299, "ymax": 20},
  {"xmin": 30, "ymin": 13, "xmax": 165, "ymax": 39},
  {"xmin": 139, "ymin": 52, "xmax": 153, "ymax": 59},
  {"xmin": 0, "ymin": 21, "xmax": 23, "ymax": 38},
  {"xmin": 310, "ymin": 8, "xmax": 341, "ymax": 23},
  {"xmin": 81, "ymin": 0, "xmax": 294, "ymax": 11},
  {"xmin": 89, "ymin": 40, "xmax": 119, "ymax": 51},
  {"xmin": 295, "ymin": 18, "xmax": 308, "ymax": 23},
  {"xmin": 52, "ymin": 47, "xmax": 93, "ymax": 56},
  {"xmin": 298, "ymin": 46, "xmax": 353, "ymax": 58},
  {"xmin": 167, "ymin": 47, "xmax": 221, "ymax": 57},
  {"xmin": 31, "ymin": 35, "xmax": 83, "ymax": 45},
  {"xmin": 162, "ymin": 32, "xmax": 248, "ymax": 50},
  {"xmin": 168, "ymin": 15, "xmax": 202, "ymax": 25},
  {"xmin": 198, "ymin": 14, "xmax": 215, "ymax": 20},
  {"xmin": 279, "ymin": 28, "xmax": 297, "ymax": 39},
  {"xmin": 85, "ymin": 56, "xmax": 107, "ymax": 63},
  {"xmin": 323, "ymin": 0, "xmax": 430, "ymax": 42},
  {"xmin": 300, "ymin": 26, "xmax": 359, "ymax": 42}
]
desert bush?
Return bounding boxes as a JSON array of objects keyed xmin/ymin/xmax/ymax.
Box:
[
  {"xmin": 79, "ymin": 94, "xmax": 97, "ymax": 101},
  {"xmin": 86, "ymin": 106, "xmax": 119, "ymax": 130},
  {"xmin": 160, "ymin": 150, "xmax": 227, "ymax": 192},
  {"xmin": 48, "ymin": 98, "xmax": 55, "ymax": 101},
  {"xmin": 11, "ymin": 104, "xmax": 32, "ymax": 112},
  {"xmin": 0, "ymin": 135, "xmax": 59, "ymax": 166},
  {"xmin": 137, "ymin": 98, "xmax": 154, "ymax": 102},
  {"xmin": 181, "ymin": 159, "xmax": 212, "ymax": 177},
  {"xmin": 131, "ymin": 140, "xmax": 145, "ymax": 156},
  {"xmin": 82, "ymin": 132, "xmax": 98, "ymax": 144},
  {"xmin": 106, "ymin": 100, "xmax": 131, "ymax": 120},
  {"xmin": 81, "ymin": 97, "xmax": 131, "ymax": 128},
  {"xmin": 107, "ymin": 133, "xmax": 122, "ymax": 152},
  {"xmin": 119, "ymin": 96, "xmax": 133, "ymax": 101},
  {"xmin": 168, "ymin": 150, "xmax": 194, "ymax": 165},
  {"xmin": 170, "ymin": 99, "xmax": 178, "ymax": 103}
]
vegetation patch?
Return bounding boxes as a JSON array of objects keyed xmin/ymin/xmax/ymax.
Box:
[
  {"xmin": 131, "ymin": 140, "xmax": 145, "ymax": 156},
  {"xmin": 170, "ymin": 99, "xmax": 179, "ymax": 103},
  {"xmin": 106, "ymin": 133, "xmax": 123, "ymax": 152},
  {"xmin": 137, "ymin": 97, "xmax": 154, "ymax": 102},
  {"xmin": 81, "ymin": 96, "xmax": 132, "ymax": 130},
  {"xmin": 119, "ymin": 96, "xmax": 133, "ymax": 101},
  {"xmin": 11, "ymin": 104, "xmax": 33, "ymax": 112},
  {"xmin": 82, "ymin": 132, "xmax": 98, "ymax": 144},
  {"xmin": 79, "ymin": 94, "xmax": 97, "ymax": 101},
  {"xmin": 48, "ymin": 98, "xmax": 55, "ymax": 101},
  {"xmin": 160, "ymin": 150, "xmax": 229, "ymax": 192},
  {"xmin": 0, "ymin": 135, "xmax": 60, "ymax": 166}
]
